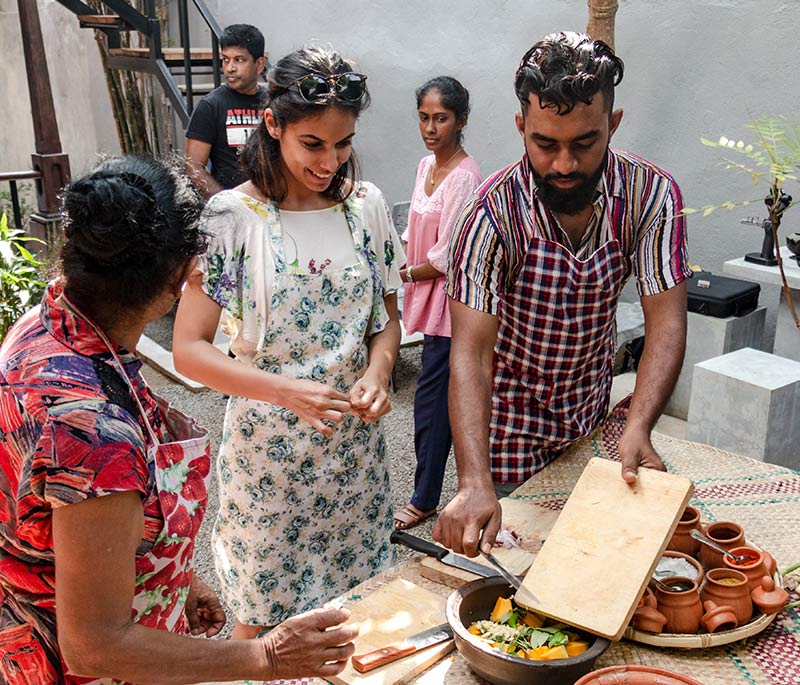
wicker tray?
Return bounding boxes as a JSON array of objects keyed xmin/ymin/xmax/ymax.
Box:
[{"xmin": 624, "ymin": 537, "xmax": 783, "ymax": 649}]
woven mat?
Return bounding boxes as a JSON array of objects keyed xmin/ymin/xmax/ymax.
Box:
[{"xmin": 208, "ymin": 403, "xmax": 800, "ymax": 685}]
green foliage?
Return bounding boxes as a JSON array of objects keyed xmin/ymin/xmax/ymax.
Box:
[
  {"xmin": 0, "ymin": 212, "xmax": 47, "ymax": 342},
  {"xmin": 683, "ymin": 115, "xmax": 800, "ymax": 216}
]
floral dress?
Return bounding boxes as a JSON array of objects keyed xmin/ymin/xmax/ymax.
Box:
[{"xmin": 199, "ymin": 182, "xmax": 404, "ymax": 624}]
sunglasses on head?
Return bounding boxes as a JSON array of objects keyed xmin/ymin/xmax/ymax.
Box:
[{"xmin": 289, "ymin": 72, "xmax": 368, "ymax": 103}]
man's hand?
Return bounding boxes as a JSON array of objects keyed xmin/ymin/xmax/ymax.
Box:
[
  {"xmin": 433, "ymin": 484, "xmax": 502, "ymax": 557},
  {"xmin": 184, "ymin": 576, "xmax": 226, "ymax": 637},
  {"xmin": 618, "ymin": 422, "xmax": 667, "ymax": 483},
  {"xmin": 260, "ymin": 606, "xmax": 358, "ymax": 680}
]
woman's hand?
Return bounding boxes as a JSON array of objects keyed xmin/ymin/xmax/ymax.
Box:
[
  {"xmin": 260, "ymin": 606, "xmax": 358, "ymax": 680},
  {"xmin": 185, "ymin": 576, "xmax": 226, "ymax": 637},
  {"xmin": 284, "ymin": 378, "xmax": 351, "ymax": 435},
  {"xmin": 349, "ymin": 371, "xmax": 391, "ymax": 423}
]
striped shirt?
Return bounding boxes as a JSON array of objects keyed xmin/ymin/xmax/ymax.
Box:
[{"xmin": 447, "ymin": 148, "xmax": 691, "ymax": 313}]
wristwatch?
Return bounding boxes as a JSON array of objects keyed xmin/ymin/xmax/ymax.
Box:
[{"xmin": 406, "ymin": 265, "xmax": 414, "ymax": 283}]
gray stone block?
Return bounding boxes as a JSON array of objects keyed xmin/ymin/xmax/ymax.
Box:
[
  {"xmin": 665, "ymin": 307, "xmax": 766, "ymax": 420},
  {"xmin": 687, "ymin": 347, "xmax": 800, "ymax": 469}
]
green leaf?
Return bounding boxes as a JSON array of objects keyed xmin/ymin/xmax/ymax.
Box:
[
  {"xmin": 528, "ymin": 630, "xmax": 550, "ymax": 648},
  {"xmin": 548, "ymin": 631, "xmax": 569, "ymax": 647}
]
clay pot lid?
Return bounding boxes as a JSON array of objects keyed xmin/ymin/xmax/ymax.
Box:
[
  {"xmin": 574, "ymin": 664, "xmax": 704, "ymax": 684},
  {"xmin": 751, "ymin": 576, "xmax": 789, "ymax": 614}
]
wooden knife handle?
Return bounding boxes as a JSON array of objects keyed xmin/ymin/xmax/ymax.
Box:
[{"xmin": 351, "ymin": 642, "xmax": 416, "ymax": 673}]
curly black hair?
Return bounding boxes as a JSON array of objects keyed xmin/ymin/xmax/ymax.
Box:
[
  {"xmin": 515, "ymin": 31, "xmax": 624, "ymax": 115},
  {"xmin": 60, "ymin": 156, "xmax": 206, "ymax": 315}
]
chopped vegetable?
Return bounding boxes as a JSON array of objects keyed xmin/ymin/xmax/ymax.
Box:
[{"xmin": 469, "ymin": 595, "xmax": 590, "ymax": 661}]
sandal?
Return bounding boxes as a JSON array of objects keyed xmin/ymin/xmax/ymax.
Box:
[{"xmin": 393, "ymin": 503, "xmax": 437, "ymax": 530}]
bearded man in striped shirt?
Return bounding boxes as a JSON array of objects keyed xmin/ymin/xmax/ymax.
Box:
[{"xmin": 433, "ymin": 31, "xmax": 690, "ymax": 558}]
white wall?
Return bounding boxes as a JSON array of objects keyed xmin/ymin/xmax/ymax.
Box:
[
  {"xmin": 1, "ymin": 0, "xmax": 120, "ymax": 182},
  {"xmin": 5, "ymin": 0, "xmax": 797, "ymax": 338},
  {"xmin": 211, "ymin": 0, "xmax": 799, "ymax": 340}
]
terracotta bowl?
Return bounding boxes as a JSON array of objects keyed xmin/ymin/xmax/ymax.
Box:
[
  {"xmin": 574, "ymin": 664, "xmax": 704, "ymax": 684},
  {"xmin": 445, "ymin": 576, "xmax": 610, "ymax": 685}
]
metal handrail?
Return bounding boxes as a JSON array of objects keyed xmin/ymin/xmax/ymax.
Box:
[
  {"xmin": 177, "ymin": 0, "xmax": 223, "ymax": 114},
  {"xmin": 0, "ymin": 171, "xmax": 42, "ymax": 230}
]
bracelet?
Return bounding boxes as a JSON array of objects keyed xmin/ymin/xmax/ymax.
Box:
[{"xmin": 406, "ymin": 265, "xmax": 414, "ymax": 283}]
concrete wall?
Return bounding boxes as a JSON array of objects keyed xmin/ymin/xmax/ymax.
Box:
[
  {"xmin": 207, "ymin": 0, "xmax": 798, "ymax": 342},
  {"xmin": 5, "ymin": 0, "xmax": 797, "ymax": 339},
  {"xmin": 1, "ymin": 0, "xmax": 120, "ymax": 183}
]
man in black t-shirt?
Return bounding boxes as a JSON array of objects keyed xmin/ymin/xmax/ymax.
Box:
[{"xmin": 185, "ymin": 24, "xmax": 267, "ymax": 198}]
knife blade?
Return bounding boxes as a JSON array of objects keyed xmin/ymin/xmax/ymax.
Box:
[
  {"xmin": 390, "ymin": 530, "xmax": 497, "ymax": 578},
  {"xmin": 351, "ymin": 622, "xmax": 454, "ymax": 673}
]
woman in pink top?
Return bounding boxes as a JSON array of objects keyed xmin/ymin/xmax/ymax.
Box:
[{"xmin": 395, "ymin": 76, "xmax": 482, "ymax": 529}]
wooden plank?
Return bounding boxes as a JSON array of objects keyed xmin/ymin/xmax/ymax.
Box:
[
  {"xmin": 418, "ymin": 498, "xmax": 559, "ymax": 588},
  {"xmin": 109, "ymin": 47, "xmax": 216, "ymax": 61},
  {"xmin": 328, "ymin": 578, "xmax": 454, "ymax": 685},
  {"xmin": 515, "ymin": 457, "xmax": 694, "ymax": 641},
  {"xmin": 77, "ymin": 14, "xmax": 120, "ymax": 25}
]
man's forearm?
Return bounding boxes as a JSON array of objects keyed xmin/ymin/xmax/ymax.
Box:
[
  {"xmin": 185, "ymin": 159, "xmax": 223, "ymax": 199},
  {"xmin": 628, "ymin": 286, "xmax": 688, "ymax": 431}
]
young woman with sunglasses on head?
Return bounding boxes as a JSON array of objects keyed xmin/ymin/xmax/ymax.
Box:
[
  {"xmin": 394, "ymin": 76, "xmax": 482, "ymax": 530},
  {"xmin": 0, "ymin": 157, "xmax": 357, "ymax": 684},
  {"xmin": 174, "ymin": 44, "xmax": 404, "ymax": 639}
]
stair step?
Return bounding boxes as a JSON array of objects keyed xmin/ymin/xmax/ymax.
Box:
[
  {"xmin": 178, "ymin": 82, "xmax": 218, "ymax": 95},
  {"xmin": 109, "ymin": 47, "xmax": 217, "ymax": 63},
  {"xmin": 78, "ymin": 14, "xmax": 125, "ymax": 28}
]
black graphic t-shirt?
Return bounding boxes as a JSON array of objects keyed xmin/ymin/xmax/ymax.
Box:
[{"xmin": 185, "ymin": 84, "xmax": 266, "ymax": 189}]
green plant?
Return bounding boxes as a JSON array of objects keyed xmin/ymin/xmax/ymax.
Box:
[
  {"xmin": 684, "ymin": 114, "xmax": 800, "ymax": 328},
  {"xmin": 0, "ymin": 212, "xmax": 46, "ymax": 342}
]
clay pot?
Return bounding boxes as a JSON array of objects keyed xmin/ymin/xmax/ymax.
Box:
[
  {"xmin": 655, "ymin": 550, "xmax": 705, "ymax": 585},
  {"xmin": 722, "ymin": 546, "xmax": 768, "ymax": 591},
  {"xmin": 700, "ymin": 600, "xmax": 739, "ymax": 633},
  {"xmin": 761, "ymin": 549, "xmax": 778, "ymax": 576},
  {"xmin": 700, "ymin": 568, "xmax": 753, "ymax": 625},
  {"xmin": 632, "ymin": 589, "xmax": 668, "ymax": 633},
  {"xmin": 699, "ymin": 521, "xmax": 745, "ymax": 570},
  {"xmin": 751, "ymin": 576, "xmax": 789, "ymax": 615},
  {"xmin": 667, "ymin": 506, "xmax": 702, "ymax": 556},
  {"xmin": 653, "ymin": 576, "xmax": 703, "ymax": 634},
  {"xmin": 574, "ymin": 664, "xmax": 704, "ymax": 685}
]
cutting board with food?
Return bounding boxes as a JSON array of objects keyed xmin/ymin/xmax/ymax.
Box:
[
  {"xmin": 417, "ymin": 498, "xmax": 560, "ymax": 588},
  {"xmin": 328, "ymin": 577, "xmax": 455, "ymax": 685},
  {"xmin": 515, "ymin": 457, "xmax": 694, "ymax": 641}
]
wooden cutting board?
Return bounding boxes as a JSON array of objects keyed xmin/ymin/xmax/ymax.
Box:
[
  {"xmin": 418, "ymin": 498, "xmax": 559, "ymax": 588},
  {"xmin": 328, "ymin": 578, "xmax": 455, "ymax": 685},
  {"xmin": 515, "ymin": 457, "xmax": 694, "ymax": 641}
]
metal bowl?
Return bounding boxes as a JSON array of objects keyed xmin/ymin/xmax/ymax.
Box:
[{"xmin": 446, "ymin": 576, "xmax": 611, "ymax": 685}]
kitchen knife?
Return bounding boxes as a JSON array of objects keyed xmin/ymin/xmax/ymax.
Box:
[
  {"xmin": 351, "ymin": 622, "xmax": 454, "ymax": 673},
  {"xmin": 390, "ymin": 530, "xmax": 497, "ymax": 578}
]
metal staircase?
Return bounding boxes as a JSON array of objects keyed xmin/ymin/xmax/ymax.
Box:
[{"xmin": 54, "ymin": 0, "xmax": 223, "ymax": 126}]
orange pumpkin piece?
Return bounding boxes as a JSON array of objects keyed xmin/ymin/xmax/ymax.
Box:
[
  {"xmin": 565, "ymin": 641, "xmax": 589, "ymax": 657},
  {"xmin": 522, "ymin": 611, "xmax": 544, "ymax": 628},
  {"xmin": 467, "ymin": 625, "xmax": 481, "ymax": 636},
  {"xmin": 516, "ymin": 649, "xmax": 527, "ymax": 658},
  {"xmin": 489, "ymin": 596, "xmax": 513, "ymax": 622},
  {"xmin": 527, "ymin": 646, "xmax": 549, "ymax": 660},
  {"xmin": 540, "ymin": 645, "xmax": 569, "ymax": 660}
]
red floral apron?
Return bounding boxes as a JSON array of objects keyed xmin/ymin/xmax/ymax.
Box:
[
  {"xmin": 491, "ymin": 182, "xmax": 626, "ymax": 483},
  {"xmin": 60, "ymin": 296, "xmax": 211, "ymax": 684}
]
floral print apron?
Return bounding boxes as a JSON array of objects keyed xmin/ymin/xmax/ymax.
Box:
[
  {"xmin": 212, "ymin": 206, "xmax": 393, "ymax": 626},
  {"xmin": 60, "ymin": 296, "xmax": 211, "ymax": 685}
]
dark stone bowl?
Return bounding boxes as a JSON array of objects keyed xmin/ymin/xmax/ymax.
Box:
[{"xmin": 446, "ymin": 576, "xmax": 611, "ymax": 685}]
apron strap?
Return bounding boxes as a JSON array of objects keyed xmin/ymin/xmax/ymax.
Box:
[{"xmin": 58, "ymin": 293, "xmax": 161, "ymax": 449}]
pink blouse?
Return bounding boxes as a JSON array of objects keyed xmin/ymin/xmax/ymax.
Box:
[{"xmin": 402, "ymin": 155, "xmax": 482, "ymax": 337}]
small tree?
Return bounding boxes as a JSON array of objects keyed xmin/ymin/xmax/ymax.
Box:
[
  {"xmin": 684, "ymin": 115, "xmax": 800, "ymax": 329},
  {"xmin": 0, "ymin": 212, "xmax": 46, "ymax": 342}
]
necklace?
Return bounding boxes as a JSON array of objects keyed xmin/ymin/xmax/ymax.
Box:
[{"xmin": 429, "ymin": 147, "xmax": 463, "ymax": 186}]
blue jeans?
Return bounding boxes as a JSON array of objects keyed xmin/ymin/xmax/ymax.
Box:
[{"xmin": 410, "ymin": 335, "xmax": 453, "ymax": 511}]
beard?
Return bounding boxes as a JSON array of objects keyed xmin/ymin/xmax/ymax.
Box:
[{"xmin": 531, "ymin": 148, "xmax": 609, "ymax": 215}]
